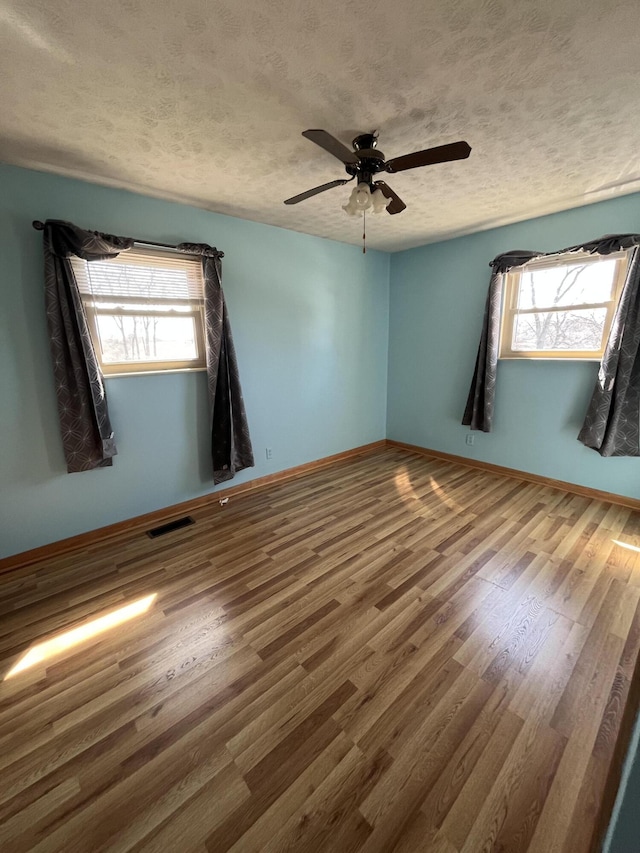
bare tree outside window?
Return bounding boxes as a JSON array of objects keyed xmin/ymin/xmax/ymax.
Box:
[{"xmin": 94, "ymin": 267, "xmax": 164, "ymax": 361}]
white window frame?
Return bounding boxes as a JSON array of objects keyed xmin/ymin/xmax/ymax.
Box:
[
  {"xmin": 499, "ymin": 250, "xmax": 630, "ymax": 360},
  {"xmin": 72, "ymin": 246, "xmax": 207, "ymax": 377}
]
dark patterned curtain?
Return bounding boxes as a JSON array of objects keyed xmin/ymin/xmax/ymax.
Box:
[
  {"xmin": 462, "ymin": 250, "xmax": 539, "ymax": 431},
  {"xmin": 177, "ymin": 243, "xmax": 254, "ymax": 483},
  {"xmin": 42, "ymin": 220, "xmax": 133, "ymax": 472},
  {"xmin": 578, "ymin": 240, "xmax": 640, "ymax": 455}
]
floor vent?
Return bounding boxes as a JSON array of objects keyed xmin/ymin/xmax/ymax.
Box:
[{"xmin": 147, "ymin": 516, "xmax": 195, "ymax": 539}]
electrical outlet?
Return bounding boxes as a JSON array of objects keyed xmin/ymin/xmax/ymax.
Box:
[
  {"xmin": 265, "ymin": 447, "xmax": 273, "ymax": 460},
  {"xmin": 465, "ymin": 434, "xmax": 475, "ymax": 446}
]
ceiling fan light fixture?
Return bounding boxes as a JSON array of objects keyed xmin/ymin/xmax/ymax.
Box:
[
  {"xmin": 342, "ymin": 197, "xmax": 359, "ymax": 216},
  {"xmin": 342, "ymin": 185, "xmax": 363, "ymax": 216},
  {"xmin": 371, "ymin": 188, "xmax": 391, "ymax": 214},
  {"xmin": 354, "ymin": 182, "xmax": 372, "ymax": 210}
]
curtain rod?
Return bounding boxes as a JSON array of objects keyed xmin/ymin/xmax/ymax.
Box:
[{"xmin": 31, "ymin": 220, "xmax": 181, "ymax": 251}]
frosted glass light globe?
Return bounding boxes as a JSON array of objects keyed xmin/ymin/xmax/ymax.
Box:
[
  {"xmin": 354, "ymin": 183, "xmax": 372, "ymax": 210},
  {"xmin": 371, "ymin": 188, "xmax": 391, "ymax": 214}
]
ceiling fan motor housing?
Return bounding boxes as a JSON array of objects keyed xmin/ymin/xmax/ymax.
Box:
[{"xmin": 348, "ymin": 133, "xmax": 386, "ymax": 185}]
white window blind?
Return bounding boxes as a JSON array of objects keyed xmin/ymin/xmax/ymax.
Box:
[{"xmin": 70, "ymin": 246, "xmax": 204, "ymax": 304}]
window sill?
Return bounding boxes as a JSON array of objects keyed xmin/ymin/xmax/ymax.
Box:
[
  {"xmin": 104, "ymin": 367, "xmax": 208, "ymax": 379},
  {"xmin": 499, "ymin": 356, "xmax": 602, "ymax": 362}
]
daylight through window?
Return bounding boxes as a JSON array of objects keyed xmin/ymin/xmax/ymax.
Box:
[
  {"xmin": 71, "ymin": 247, "xmax": 206, "ymax": 375},
  {"xmin": 499, "ymin": 250, "xmax": 630, "ymax": 359}
]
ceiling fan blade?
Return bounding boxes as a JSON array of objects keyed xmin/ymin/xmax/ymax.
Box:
[
  {"xmin": 375, "ymin": 181, "xmax": 406, "ymax": 215},
  {"xmin": 385, "ymin": 140, "xmax": 471, "ymax": 173},
  {"xmin": 302, "ymin": 130, "xmax": 359, "ymax": 165},
  {"xmin": 284, "ymin": 179, "xmax": 349, "ymax": 205}
]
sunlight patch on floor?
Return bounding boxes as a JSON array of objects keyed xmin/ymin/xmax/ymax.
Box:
[
  {"xmin": 394, "ymin": 466, "xmax": 420, "ymax": 503},
  {"xmin": 429, "ymin": 475, "xmax": 465, "ymax": 513},
  {"xmin": 394, "ymin": 465, "xmax": 465, "ymax": 514},
  {"xmin": 612, "ymin": 539, "xmax": 640, "ymax": 554},
  {"xmin": 5, "ymin": 593, "xmax": 157, "ymax": 679}
]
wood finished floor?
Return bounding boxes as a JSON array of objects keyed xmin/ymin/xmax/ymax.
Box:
[{"xmin": 1, "ymin": 447, "xmax": 639, "ymax": 852}]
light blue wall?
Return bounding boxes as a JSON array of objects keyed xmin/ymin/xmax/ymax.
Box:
[
  {"xmin": 387, "ymin": 192, "xmax": 640, "ymax": 499},
  {"xmin": 0, "ymin": 164, "xmax": 389, "ymax": 558}
]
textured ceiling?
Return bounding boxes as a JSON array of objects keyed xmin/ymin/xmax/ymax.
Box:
[{"xmin": 1, "ymin": 0, "xmax": 640, "ymax": 251}]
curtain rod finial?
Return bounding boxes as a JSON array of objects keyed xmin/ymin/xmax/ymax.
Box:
[{"xmin": 32, "ymin": 220, "xmax": 45, "ymax": 231}]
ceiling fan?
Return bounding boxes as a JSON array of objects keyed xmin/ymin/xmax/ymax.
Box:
[{"xmin": 284, "ymin": 130, "xmax": 471, "ymax": 215}]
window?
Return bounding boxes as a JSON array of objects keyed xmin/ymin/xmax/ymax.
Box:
[
  {"xmin": 499, "ymin": 250, "xmax": 630, "ymax": 359},
  {"xmin": 71, "ymin": 247, "xmax": 206, "ymax": 375}
]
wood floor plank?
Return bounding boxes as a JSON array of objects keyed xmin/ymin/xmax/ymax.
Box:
[
  {"xmin": 0, "ymin": 447, "xmax": 637, "ymax": 852},
  {"xmin": 438, "ymin": 707, "xmax": 525, "ymax": 849}
]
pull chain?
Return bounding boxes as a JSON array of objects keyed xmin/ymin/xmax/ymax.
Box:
[{"xmin": 362, "ymin": 207, "xmax": 366, "ymax": 254}]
